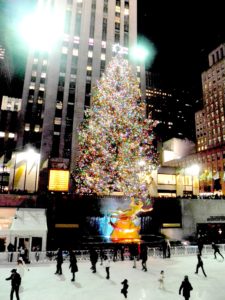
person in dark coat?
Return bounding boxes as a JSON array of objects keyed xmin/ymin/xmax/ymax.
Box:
[
  {"xmin": 195, "ymin": 253, "xmax": 207, "ymax": 277},
  {"xmin": 69, "ymin": 250, "xmax": 78, "ymax": 281},
  {"xmin": 7, "ymin": 243, "xmax": 14, "ymax": 262},
  {"xmin": 121, "ymin": 279, "xmax": 129, "ymax": 298},
  {"xmin": 5, "ymin": 269, "xmax": 21, "ymax": 300},
  {"xmin": 212, "ymin": 242, "xmax": 224, "ymax": 259},
  {"xmin": 197, "ymin": 238, "xmax": 204, "ymax": 256},
  {"xmin": 162, "ymin": 239, "xmax": 167, "ymax": 258},
  {"xmin": 120, "ymin": 245, "xmax": 125, "ymax": 261},
  {"xmin": 55, "ymin": 248, "xmax": 63, "ymax": 275},
  {"xmin": 90, "ymin": 248, "xmax": 98, "ymax": 273},
  {"xmin": 140, "ymin": 244, "xmax": 148, "ymax": 271},
  {"xmin": 129, "ymin": 243, "xmax": 138, "ymax": 268},
  {"xmin": 179, "ymin": 275, "xmax": 193, "ymax": 300}
]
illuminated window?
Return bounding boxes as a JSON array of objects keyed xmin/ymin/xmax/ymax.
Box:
[
  {"xmin": 56, "ymin": 102, "xmax": 63, "ymax": 109},
  {"xmin": 101, "ymin": 41, "xmax": 106, "ymax": 48},
  {"xmin": 115, "ymin": 6, "xmax": 120, "ymax": 13},
  {"xmin": 29, "ymin": 83, "xmax": 35, "ymax": 90},
  {"xmin": 101, "ymin": 53, "xmax": 106, "ymax": 60},
  {"xmin": 88, "ymin": 51, "xmax": 93, "ymax": 58},
  {"xmin": 62, "ymin": 47, "xmax": 68, "ymax": 54},
  {"xmin": 157, "ymin": 174, "xmax": 176, "ymax": 185},
  {"xmin": 54, "ymin": 118, "xmax": 62, "ymax": 125},
  {"xmin": 34, "ymin": 125, "xmax": 40, "ymax": 132},
  {"xmin": 25, "ymin": 124, "xmax": 30, "ymax": 131},
  {"xmin": 0, "ymin": 132, "xmax": 5, "ymax": 137},
  {"xmin": 72, "ymin": 48, "xmax": 78, "ymax": 56},
  {"xmin": 124, "ymin": 8, "xmax": 129, "ymax": 15}
]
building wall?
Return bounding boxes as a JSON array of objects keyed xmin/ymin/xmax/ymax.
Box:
[
  {"xmin": 181, "ymin": 198, "xmax": 225, "ymax": 238},
  {"xmin": 162, "ymin": 199, "xmax": 225, "ymax": 242},
  {"xmin": 197, "ymin": 43, "xmax": 225, "ymax": 150}
]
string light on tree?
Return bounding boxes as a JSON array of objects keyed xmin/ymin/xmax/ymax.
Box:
[{"xmin": 73, "ymin": 44, "xmax": 158, "ymax": 206}]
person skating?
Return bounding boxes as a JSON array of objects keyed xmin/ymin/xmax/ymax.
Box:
[
  {"xmin": 140, "ymin": 244, "xmax": 148, "ymax": 271},
  {"xmin": 55, "ymin": 248, "xmax": 63, "ymax": 275},
  {"xmin": 69, "ymin": 250, "xmax": 78, "ymax": 281},
  {"xmin": 17, "ymin": 257, "xmax": 29, "ymax": 291},
  {"xmin": 121, "ymin": 279, "xmax": 129, "ymax": 298},
  {"xmin": 90, "ymin": 248, "xmax": 98, "ymax": 273},
  {"xmin": 158, "ymin": 270, "xmax": 165, "ymax": 289},
  {"xmin": 179, "ymin": 275, "xmax": 193, "ymax": 300},
  {"xmin": 195, "ymin": 253, "xmax": 207, "ymax": 277},
  {"xmin": 197, "ymin": 237, "xmax": 204, "ymax": 256},
  {"xmin": 212, "ymin": 242, "xmax": 224, "ymax": 259},
  {"xmin": 7, "ymin": 243, "xmax": 14, "ymax": 262},
  {"xmin": 5, "ymin": 269, "xmax": 21, "ymax": 300},
  {"xmin": 104, "ymin": 254, "xmax": 110, "ymax": 279}
]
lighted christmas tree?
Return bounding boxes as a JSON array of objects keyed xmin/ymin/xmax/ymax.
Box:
[{"xmin": 74, "ymin": 47, "xmax": 158, "ymax": 206}]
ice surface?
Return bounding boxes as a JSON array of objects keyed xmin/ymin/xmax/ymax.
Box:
[{"xmin": 1, "ymin": 254, "xmax": 225, "ymax": 300}]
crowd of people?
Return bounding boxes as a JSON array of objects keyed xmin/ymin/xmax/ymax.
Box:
[{"xmin": 4, "ymin": 239, "xmax": 224, "ymax": 300}]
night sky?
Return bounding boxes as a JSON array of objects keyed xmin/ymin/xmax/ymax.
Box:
[
  {"xmin": 1, "ymin": 1, "xmax": 225, "ymax": 98},
  {"xmin": 138, "ymin": 0, "xmax": 225, "ymax": 95}
]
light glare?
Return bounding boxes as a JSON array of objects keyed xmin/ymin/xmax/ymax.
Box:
[{"xmin": 19, "ymin": 6, "xmax": 64, "ymax": 52}]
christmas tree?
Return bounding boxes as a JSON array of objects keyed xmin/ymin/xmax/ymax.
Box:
[{"xmin": 74, "ymin": 48, "xmax": 158, "ymax": 205}]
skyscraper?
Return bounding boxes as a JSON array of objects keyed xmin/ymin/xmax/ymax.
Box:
[
  {"xmin": 196, "ymin": 43, "xmax": 225, "ymax": 151},
  {"xmin": 17, "ymin": 0, "xmax": 141, "ymax": 189}
]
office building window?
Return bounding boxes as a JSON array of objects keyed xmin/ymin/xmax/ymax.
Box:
[
  {"xmin": 90, "ymin": 0, "xmax": 96, "ymax": 38},
  {"xmin": 102, "ymin": 18, "xmax": 107, "ymax": 41},
  {"xmin": 103, "ymin": 0, "xmax": 108, "ymax": 13}
]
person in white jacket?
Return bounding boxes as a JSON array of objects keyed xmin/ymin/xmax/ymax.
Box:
[{"xmin": 17, "ymin": 257, "xmax": 29, "ymax": 278}]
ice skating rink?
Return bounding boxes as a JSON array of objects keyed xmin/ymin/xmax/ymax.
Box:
[{"xmin": 1, "ymin": 254, "xmax": 224, "ymax": 300}]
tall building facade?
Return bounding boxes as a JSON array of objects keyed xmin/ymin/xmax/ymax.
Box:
[
  {"xmin": 162, "ymin": 43, "xmax": 225, "ymax": 195},
  {"xmin": 17, "ymin": 0, "xmax": 141, "ymax": 189},
  {"xmin": 196, "ymin": 43, "xmax": 225, "ymax": 151}
]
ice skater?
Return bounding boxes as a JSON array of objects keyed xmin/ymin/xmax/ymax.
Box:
[
  {"xmin": 55, "ymin": 248, "xmax": 63, "ymax": 275},
  {"xmin": 17, "ymin": 257, "xmax": 29, "ymax": 291},
  {"xmin": 195, "ymin": 253, "xmax": 207, "ymax": 277},
  {"xmin": 140, "ymin": 244, "xmax": 148, "ymax": 271},
  {"xmin": 179, "ymin": 275, "xmax": 193, "ymax": 300},
  {"xmin": 212, "ymin": 242, "xmax": 224, "ymax": 259},
  {"xmin": 104, "ymin": 254, "xmax": 110, "ymax": 279},
  {"xmin": 69, "ymin": 250, "xmax": 78, "ymax": 281},
  {"xmin": 90, "ymin": 248, "xmax": 98, "ymax": 273},
  {"xmin": 5, "ymin": 269, "xmax": 21, "ymax": 300},
  {"xmin": 158, "ymin": 270, "xmax": 165, "ymax": 289},
  {"xmin": 121, "ymin": 279, "xmax": 129, "ymax": 298},
  {"xmin": 197, "ymin": 237, "xmax": 204, "ymax": 256}
]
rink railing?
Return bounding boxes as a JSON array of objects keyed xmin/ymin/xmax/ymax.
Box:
[{"xmin": 1, "ymin": 244, "xmax": 225, "ymax": 264}]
